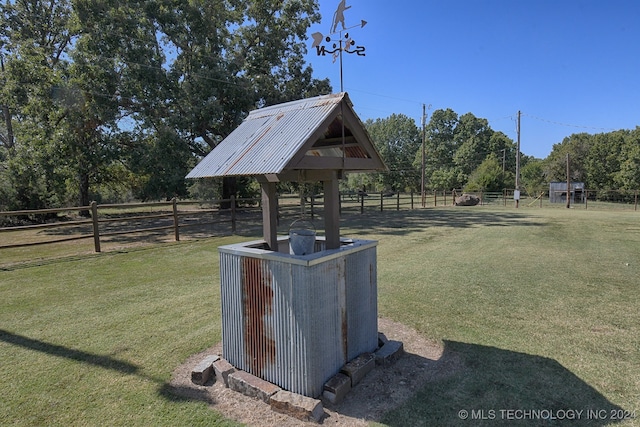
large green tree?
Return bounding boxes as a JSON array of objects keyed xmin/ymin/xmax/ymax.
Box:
[
  {"xmin": 1, "ymin": 0, "xmax": 331, "ymax": 209},
  {"xmin": 544, "ymin": 133, "xmax": 592, "ymax": 186},
  {"xmin": 423, "ymin": 108, "xmax": 517, "ymax": 191},
  {"xmin": 520, "ymin": 158, "xmax": 546, "ymax": 196},
  {"xmin": 0, "ymin": 0, "xmax": 77, "ymax": 209},
  {"xmin": 365, "ymin": 114, "xmax": 421, "ymax": 192},
  {"xmin": 423, "ymin": 108, "xmax": 461, "ymax": 190},
  {"xmin": 148, "ymin": 0, "xmax": 331, "ymax": 202},
  {"xmin": 465, "ymin": 154, "xmax": 505, "ymax": 192},
  {"xmin": 586, "ymin": 130, "xmax": 627, "ymax": 191},
  {"xmin": 615, "ymin": 127, "xmax": 640, "ymax": 191},
  {"xmin": 453, "ymin": 113, "xmax": 493, "ymax": 177}
]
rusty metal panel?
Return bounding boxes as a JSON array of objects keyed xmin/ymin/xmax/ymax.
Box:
[{"xmin": 218, "ymin": 238, "xmax": 378, "ymax": 397}]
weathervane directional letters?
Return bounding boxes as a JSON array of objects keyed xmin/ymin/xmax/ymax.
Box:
[{"xmin": 311, "ymin": 1, "xmax": 367, "ymax": 91}]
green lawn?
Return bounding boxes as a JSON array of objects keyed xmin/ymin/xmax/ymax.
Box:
[{"xmin": 1, "ymin": 207, "xmax": 638, "ymax": 426}]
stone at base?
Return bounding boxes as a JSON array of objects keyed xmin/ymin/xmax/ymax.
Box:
[
  {"xmin": 340, "ymin": 352, "xmax": 375, "ymax": 386},
  {"xmin": 322, "ymin": 372, "xmax": 351, "ymax": 404},
  {"xmin": 228, "ymin": 370, "xmax": 281, "ymax": 403},
  {"xmin": 270, "ymin": 390, "xmax": 324, "ymax": 423},
  {"xmin": 378, "ymin": 332, "xmax": 389, "ymax": 347},
  {"xmin": 191, "ymin": 355, "xmax": 220, "ymax": 385},
  {"xmin": 374, "ymin": 340, "xmax": 404, "ymax": 366},
  {"xmin": 212, "ymin": 358, "xmax": 236, "ymax": 387}
]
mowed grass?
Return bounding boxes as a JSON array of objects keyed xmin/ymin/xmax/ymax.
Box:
[{"xmin": 1, "ymin": 207, "xmax": 639, "ymax": 426}]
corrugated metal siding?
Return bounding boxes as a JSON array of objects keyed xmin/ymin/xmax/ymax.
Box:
[
  {"xmin": 218, "ymin": 239, "xmax": 378, "ymax": 397},
  {"xmin": 345, "ymin": 247, "xmax": 379, "ymax": 360},
  {"xmin": 186, "ymin": 94, "xmax": 344, "ymax": 178}
]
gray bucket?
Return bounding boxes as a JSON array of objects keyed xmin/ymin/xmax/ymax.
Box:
[{"xmin": 289, "ymin": 219, "xmax": 316, "ymax": 255}]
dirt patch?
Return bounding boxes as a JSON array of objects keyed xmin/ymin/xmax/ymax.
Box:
[{"xmin": 167, "ymin": 317, "xmax": 462, "ymax": 426}]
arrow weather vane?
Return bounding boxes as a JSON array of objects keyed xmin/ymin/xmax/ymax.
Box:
[{"xmin": 311, "ymin": 1, "xmax": 367, "ymax": 92}]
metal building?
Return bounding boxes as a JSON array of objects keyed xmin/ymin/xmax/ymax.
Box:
[
  {"xmin": 186, "ymin": 92, "xmax": 387, "ymax": 397},
  {"xmin": 549, "ymin": 182, "xmax": 585, "ymax": 204}
]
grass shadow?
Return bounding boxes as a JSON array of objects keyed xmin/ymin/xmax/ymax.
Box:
[
  {"xmin": 379, "ymin": 340, "xmax": 627, "ymax": 426},
  {"xmin": 0, "ymin": 329, "xmax": 140, "ymax": 375},
  {"xmin": 339, "ymin": 208, "xmax": 545, "ymax": 238},
  {"xmin": 25, "ymin": 206, "xmax": 542, "ymax": 253},
  {"xmin": 158, "ymin": 382, "xmax": 217, "ymax": 405}
]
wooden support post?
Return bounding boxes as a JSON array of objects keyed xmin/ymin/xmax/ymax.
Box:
[
  {"xmin": 172, "ymin": 198, "xmax": 180, "ymax": 241},
  {"xmin": 323, "ymin": 175, "xmax": 340, "ymax": 250},
  {"xmin": 90, "ymin": 201, "xmax": 101, "ymax": 253},
  {"xmin": 310, "ymin": 193, "xmax": 315, "ymax": 220},
  {"xmin": 230, "ymin": 195, "xmax": 236, "ymax": 233},
  {"xmin": 584, "ymin": 190, "xmax": 588, "ymax": 210},
  {"xmin": 380, "ymin": 192, "xmax": 383, "ymax": 212},
  {"xmin": 566, "ymin": 153, "xmax": 571, "ymax": 209},
  {"xmin": 261, "ymin": 182, "xmax": 278, "ymax": 251},
  {"xmin": 396, "ymin": 192, "xmax": 400, "ymax": 211}
]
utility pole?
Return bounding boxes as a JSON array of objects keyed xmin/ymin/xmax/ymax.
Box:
[
  {"xmin": 515, "ymin": 110, "xmax": 521, "ymax": 208},
  {"xmin": 566, "ymin": 153, "xmax": 571, "ymax": 208},
  {"xmin": 421, "ymin": 104, "xmax": 426, "ymax": 207}
]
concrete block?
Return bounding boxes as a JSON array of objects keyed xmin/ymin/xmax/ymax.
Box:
[
  {"xmin": 340, "ymin": 352, "xmax": 375, "ymax": 386},
  {"xmin": 322, "ymin": 372, "xmax": 351, "ymax": 404},
  {"xmin": 378, "ymin": 332, "xmax": 389, "ymax": 347},
  {"xmin": 191, "ymin": 354, "xmax": 220, "ymax": 385},
  {"xmin": 228, "ymin": 370, "xmax": 281, "ymax": 403},
  {"xmin": 212, "ymin": 358, "xmax": 236, "ymax": 387},
  {"xmin": 270, "ymin": 390, "xmax": 324, "ymax": 423},
  {"xmin": 374, "ymin": 340, "xmax": 404, "ymax": 366}
]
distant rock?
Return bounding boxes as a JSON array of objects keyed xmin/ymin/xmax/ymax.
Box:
[{"xmin": 454, "ymin": 194, "xmax": 480, "ymax": 206}]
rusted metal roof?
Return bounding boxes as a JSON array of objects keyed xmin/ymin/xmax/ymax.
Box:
[{"xmin": 186, "ymin": 92, "xmax": 386, "ymax": 179}]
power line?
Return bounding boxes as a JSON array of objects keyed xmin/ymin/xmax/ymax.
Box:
[
  {"xmin": 521, "ymin": 112, "xmax": 617, "ymax": 132},
  {"xmin": 345, "ymin": 87, "xmax": 423, "ymax": 107}
]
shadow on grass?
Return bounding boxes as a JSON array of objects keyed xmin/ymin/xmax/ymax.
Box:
[
  {"xmin": 150, "ymin": 338, "xmax": 625, "ymax": 426},
  {"xmin": 158, "ymin": 382, "xmax": 217, "ymax": 405},
  {"xmin": 339, "ymin": 208, "xmax": 544, "ymax": 238},
  {"xmin": 1, "ymin": 328, "xmax": 221, "ymax": 407},
  {"xmin": 379, "ymin": 340, "xmax": 626, "ymax": 427},
  {"xmin": 21, "ymin": 207, "xmax": 541, "ymax": 258},
  {"xmin": 0, "ymin": 329, "xmax": 140, "ymax": 375}
]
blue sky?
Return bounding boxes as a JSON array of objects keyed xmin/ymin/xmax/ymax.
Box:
[{"xmin": 303, "ymin": 0, "xmax": 640, "ymax": 159}]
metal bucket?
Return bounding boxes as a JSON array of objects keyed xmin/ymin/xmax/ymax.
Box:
[{"xmin": 289, "ymin": 219, "xmax": 316, "ymax": 255}]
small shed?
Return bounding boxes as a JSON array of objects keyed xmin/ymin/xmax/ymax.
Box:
[
  {"xmin": 186, "ymin": 92, "xmax": 387, "ymax": 397},
  {"xmin": 549, "ymin": 182, "xmax": 585, "ymax": 204}
]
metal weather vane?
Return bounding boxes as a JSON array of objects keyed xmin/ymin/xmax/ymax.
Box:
[{"xmin": 311, "ymin": 1, "xmax": 367, "ymax": 92}]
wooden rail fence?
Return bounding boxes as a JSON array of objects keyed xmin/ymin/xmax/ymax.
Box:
[
  {"xmin": 3, "ymin": 189, "xmax": 638, "ymax": 253},
  {"xmin": 0, "ymin": 192, "xmax": 425, "ymax": 253},
  {"xmin": 0, "ymin": 197, "xmax": 250, "ymax": 252}
]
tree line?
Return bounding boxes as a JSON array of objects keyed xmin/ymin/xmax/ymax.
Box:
[
  {"xmin": 1, "ymin": 1, "xmax": 639, "ymax": 213},
  {"xmin": 355, "ymin": 112, "xmax": 640, "ymax": 198}
]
